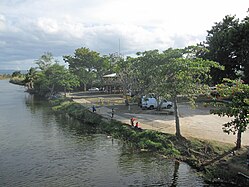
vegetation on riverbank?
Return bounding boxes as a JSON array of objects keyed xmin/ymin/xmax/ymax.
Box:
[
  {"xmin": 50, "ymin": 98, "xmax": 249, "ymax": 186},
  {"xmin": 9, "ymin": 76, "xmax": 25, "ymax": 85},
  {"xmin": 51, "ymin": 98, "xmax": 180, "ymax": 156},
  {"xmin": 8, "ymin": 70, "xmax": 26, "ymax": 85}
]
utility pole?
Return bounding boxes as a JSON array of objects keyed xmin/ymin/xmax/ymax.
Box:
[{"xmin": 118, "ymin": 38, "xmax": 120, "ymax": 58}]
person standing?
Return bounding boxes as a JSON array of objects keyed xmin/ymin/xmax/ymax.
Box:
[
  {"xmin": 92, "ymin": 105, "xmax": 96, "ymax": 112},
  {"xmin": 111, "ymin": 108, "xmax": 114, "ymax": 118},
  {"xmin": 135, "ymin": 122, "xmax": 139, "ymax": 128},
  {"xmin": 135, "ymin": 122, "xmax": 141, "ymax": 130},
  {"xmin": 130, "ymin": 117, "xmax": 135, "ymax": 126}
]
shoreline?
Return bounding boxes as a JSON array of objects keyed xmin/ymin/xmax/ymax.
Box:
[{"xmin": 50, "ymin": 97, "xmax": 249, "ymax": 186}]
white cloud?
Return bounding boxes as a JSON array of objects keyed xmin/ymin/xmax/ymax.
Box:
[
  {"xmin": 37, "ymin": 18, "xmax": 59, "ymax": 34},
  {"xmin": 0, "ymin": 0, "xmax": 248, "ymax": 69},
  {"xmin": 0, "ymin": 15, "xmax": 6, "ymax": 31}
]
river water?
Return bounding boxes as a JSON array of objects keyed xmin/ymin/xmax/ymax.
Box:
[{"xmin": 0, "ymin": 80, "xmax": 207, "ymax": 186}]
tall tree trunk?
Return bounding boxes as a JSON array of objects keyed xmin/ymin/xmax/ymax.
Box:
[
  {"xmin": 30, "ymin": 81, "xmax": 34, "ymax": 89},
  {"xmin": 174, "ymin": 95, "xmax": 182, "ymax": 138},
  {"xmin": 64, "ymin": 87, "xmax": 67, "ymax": 97},
  {"xmin": 236, "ymin": 127, "xmax": 242, "ymax": 149},
  {"xmin": 49, "ymin": 84, "xmax": 55, "ymax": 97},
  {"xmin": 83, "ymin": 83, "xmax": 86, "ymax": 91}
]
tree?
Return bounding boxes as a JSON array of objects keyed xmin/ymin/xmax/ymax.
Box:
[
  {"xmin": 204, "ymin": 15, "xmax": 240, "ymax": 84},
  {"xmin": 34, "ymin": 63, "xmax": 79, "ymax": 97},
  {"xmin": 95, "ymin": 55, "xmax": 110, "ymax": 86},
  {"xmin": 63, "ymin": 47, "xmax": 106, "ymax": 91},
  {"xmin": 157, "ymin": 49, "xmax": 221, "ymax": 138},
  {"xmin": 11, "ymin": 71, "xmax": 22, "ymax": 77},
  {"xmin": 35, "ymin": 52, "xmax": 57, "ymax": 70},
  {"xmin": 31, "ymin": 53, "xmax": 79, "ymax": 97},
  {"xmin": 210, "ymin": 79, "xmax": 249, "ymax": 149},
  {"xmin": 132, "ymin": 50, "xmax": 164, "ymax": 97},
  {"xmin": 202, "ymin": 15, "xmax": 249, "ymax": 84},
  {"xmin": 112, "ymin": 56, "xmax": 134, "ymax": 96},
  {"xmin": 24, "ymin": 67, "xmax": 37, "ymax": 90},
  {"xmin": 236, "ymin": 16, "xmax": 249, "ymax": 83}
]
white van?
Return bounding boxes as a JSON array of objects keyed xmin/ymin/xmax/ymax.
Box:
[{"xmin": 141, "ymin": 96, "xmax": 173, "ymax": 110}]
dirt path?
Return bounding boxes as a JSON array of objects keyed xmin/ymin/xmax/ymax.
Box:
[{"xmin": 69, "ymin": 92, "xmax": 249, "ymax": 146}]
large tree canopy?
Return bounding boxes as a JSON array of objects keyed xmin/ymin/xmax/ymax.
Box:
[
  {"xmin": 236, "ymin": 16, "xmax": 249, "ymax": 83},
  {"xmin": 157, "ymin": 50, "xmax": 221, "ymax": 138},
  {"xmin": 132, "ymin": 50, "xmax": 164, "ymax": 95},
  {"xmin": 202, "ymin": 15, "xmax": 249, "ymax": 84},
  {"xmin": 63, "ymin": 47, "xmax": 110, "ymax": 91},
  {"xmin": 34, "ymin": 63, "xmax": 79, "ymax": 97}
]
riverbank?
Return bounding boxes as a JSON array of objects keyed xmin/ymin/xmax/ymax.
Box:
[
  {"xmin": 51, "ymin": 97, "xmax": 249, "ymax": 186},
  {"xmin": 9, "ymin": 77, "xmax": 25, "ymax": 85}
]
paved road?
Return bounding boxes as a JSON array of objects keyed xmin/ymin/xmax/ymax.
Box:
[{"xmin": 69, "ymin": 93, "xmax": 249, "ymax": 146}]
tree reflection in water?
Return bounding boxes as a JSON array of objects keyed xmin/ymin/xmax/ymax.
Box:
[{"xmin": 171, "ymin": 160, "xmax": 180, "ymax": 187}]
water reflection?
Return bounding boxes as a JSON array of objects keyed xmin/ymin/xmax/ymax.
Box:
[{"xmin": 171, "ymin": 160, "xmax": 180, "ymax": 187}]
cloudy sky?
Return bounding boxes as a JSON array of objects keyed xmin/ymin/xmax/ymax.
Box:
[{"xmin": 0, "ymin": 0, "xmax": 248, "ymax": 70}]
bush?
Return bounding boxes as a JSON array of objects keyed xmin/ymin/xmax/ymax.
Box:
[{"xmin": 139, "ymin": 139, "xmax": 163, "ymax": 151}]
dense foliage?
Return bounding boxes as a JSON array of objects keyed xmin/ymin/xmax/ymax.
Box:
[
  {"xmin": 210, "ymin": 79, "xmax": 249, "ymax": 149},
  {"xmin": 24, "ymin": 53, "xmax": 80, "ymax": 97},
  {"xmin": 201, "ymin": 15, "xmax": 249, "ymax": 84},
  {"xmin": 63, "ymin": 47, "xmax": 110, "ymax": 91},
  {"xmin": 9, "ymin": 70, "xmax": 26, "ymax": 85}
]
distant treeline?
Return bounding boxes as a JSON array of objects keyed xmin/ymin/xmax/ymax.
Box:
[
  {"xmin": 0, "ymin": 74, "xmax": 11, "ymax": 80},
  {"xmin": 0, "ymin": 70, "xmax": 27, "ymax": 80},
  {"xmin": 0, "ymin": 70, "xmax": 27, "ymax": 74}
]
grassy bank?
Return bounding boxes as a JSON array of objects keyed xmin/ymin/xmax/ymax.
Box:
[{"xmin": 51, "ymin": 98, "xmax": 249, "ymax": 186}]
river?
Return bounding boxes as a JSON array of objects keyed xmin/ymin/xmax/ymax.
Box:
[{"xmin": 0, "ymin": 80, "xmax": 207, "ymax": 186}]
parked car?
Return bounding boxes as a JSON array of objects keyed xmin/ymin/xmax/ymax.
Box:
[
  {"xmin": 141, "ymin": 96, "xmax": 173, "ymax": 110},
  {"xmin": 88, "ymin": 87, "xmax": 99, "ymax": 92},
  {"xmin": 160, "ymin": 99, "xmax": 173, "ymax": 109}
]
